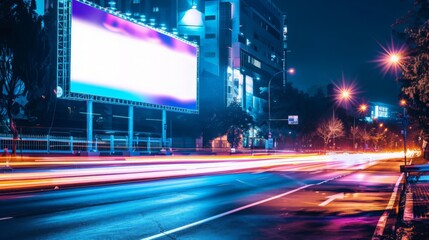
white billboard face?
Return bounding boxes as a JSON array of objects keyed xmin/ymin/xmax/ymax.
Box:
[{"xmin": 71, "ymin": 0, "xmax": 198, "ymax": 111}]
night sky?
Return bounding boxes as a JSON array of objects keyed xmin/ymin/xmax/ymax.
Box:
[{"xmin": 271, "ymin": 0, "xmax": 413, "ymax": 105}]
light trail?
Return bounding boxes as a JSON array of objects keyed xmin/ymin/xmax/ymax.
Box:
[{"xmin": 0, "ymin": 152, "xmax": 406, "ymax": 192}]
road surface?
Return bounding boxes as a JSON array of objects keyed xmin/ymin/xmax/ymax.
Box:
[{"xmin": 0, "ymin": 153, "xmax": 404, "ymax": 239}]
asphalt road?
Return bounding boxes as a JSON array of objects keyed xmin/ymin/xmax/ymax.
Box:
[{"xmin": 0, "ymin": 154, "xmax": 404, "ymax": 240}]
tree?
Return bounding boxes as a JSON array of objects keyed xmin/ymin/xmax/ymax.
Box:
[
  {"xmin": 270, "ymin": 81, "xmax": 331, "ymax": 148},
  {"xmin": 370, "ymin": 127, "xmax": 387, "ymax": 151},
  {"xmin": 224, "ymin": 101, "xmax": 253, "ymax": 148},
  {"xmin": 316, "ymin": 117, "xmax": 345, "ymax": 150},
  {"xmin": 198, "ymin": 100, "xmax": 253, "ymax": 149},
  {"xmin": 0, "ymin": 0, "xmax": 51, "ymax": 154},
  {"xmin": 357, "ymin": 127, "xmax": 371, "ymax": 151},
  {"xmin": 329, "ymin": 117, "xmax": 345, "ymax": 143},
  {"xmin": 350, "ymin": 125, "xmax": 359, "ymax": 150},
  {"xmin": 394, "ymin": 0, "xmax": 429, "ymax": 149},
  {"xmin": 316, "ymin": 119, "xmax": 331, "ymax": 150}
]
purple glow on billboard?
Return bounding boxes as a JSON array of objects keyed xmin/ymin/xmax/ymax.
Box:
[{"xmin": 71, "ymin": 0, "xmax": 198, "ymax": 110}]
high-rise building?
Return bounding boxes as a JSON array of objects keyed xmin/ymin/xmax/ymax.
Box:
[
  {"xmin": 78, "ymin": 0, "xmax": 286, "ymax": 119},
  {"xmin": 199, "ymin": 0, "xmax": 285, "ymax": 119}
]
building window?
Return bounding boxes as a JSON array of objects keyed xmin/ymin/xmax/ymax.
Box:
[
  {"xmin": 205, "ymin": 15, "xmax": 216, "ymax": 20},
  {"xmin": 153, "ymin": 6, "xmax": 159, "ymax": 12},
  {"xmin": 253, "ymin": 59, "xmax": 261, "ymax": 68},
  {"xmin": 205, "ymin": 33, "xmax": 216, "ymax": 39}
]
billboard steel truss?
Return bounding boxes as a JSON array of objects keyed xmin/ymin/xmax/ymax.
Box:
[{"xmin": 57, "ymin": 0, "xmax": 199, "ymax": 114}]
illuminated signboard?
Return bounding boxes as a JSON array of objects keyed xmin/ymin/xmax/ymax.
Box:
[
  {"xmin": 70, "ymin": 0, "xmax": 198, "ymax": 111},
  {"xmin": 288, "ymin": 115, "xmax": 299, "ymax": 125}
]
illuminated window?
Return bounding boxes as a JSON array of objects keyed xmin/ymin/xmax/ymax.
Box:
[
  {"xmin": 253, "ymin": 59, "xmax": 261, "ymax": 68},
  {"xmin": 378, "ymin": 106, "xmax": 389, "ymax": 118},
  {"xmin": 153, "ymin": 6, "xmax": 159, "ymax": 12}
]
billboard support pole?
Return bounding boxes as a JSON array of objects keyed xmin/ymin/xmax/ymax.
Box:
[
  {"xmin": 162, "ymin": 110, "xmax": 167, "ymax": 148},
  {"xmin": 128, "ymin": 106, "xmax": 134, "ymax": 152},
  {"xmin": 87, "ymin": 100, "xmax": 93, "ymax": 151}
]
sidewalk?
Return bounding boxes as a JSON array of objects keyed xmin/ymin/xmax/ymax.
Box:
[{"xmin": 397, "ymin": 156, "xmax": 429, "ymax": 240}]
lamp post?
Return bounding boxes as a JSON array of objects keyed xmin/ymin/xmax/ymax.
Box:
[
  {"xmin": 357, "ymin": 104, "xmax": 368, "ymax": 151},
  {"xmin": 378, "ymin": 47, "xmax": 411, "ymax": 185},
  {"xmin": 332, "ymin": 86, "xmax": 353, "ymax": 149},
  {"xmin": 400, "ymin": 99, "xmax": 408, "ymax": 167},
  {"xmin": 266, "ymin": 68, "xmax": 296, "ymax": 149},
  {"xmin": 268, "ymin": 70, "xmax": 285, "ymax": 137},
  {"xmin": 384, "ymin": 51, "xmax": 408, "ymax": 167}
]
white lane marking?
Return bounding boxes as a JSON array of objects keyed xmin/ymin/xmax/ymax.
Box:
[
  {"xmin": 319, "ymin": 192, "xmax": 345, "ymax": 206},
  {"xmin": 0, "ymin": 217, "xmax": 13, "ymax": 221},
  {"xmin": 142, "ymin": 159, "xmax": 380, "ymax": 240},
  {"xmin": 141, "ymin": 184, "xmax": 313, "ymax": 240},
  {"xmin": 371, "ymin": 173, "xmax": 404, "ymax": 240},
  {"xmin": 141, "ymin": 174, "xmax": 346, "ymax": 240}
]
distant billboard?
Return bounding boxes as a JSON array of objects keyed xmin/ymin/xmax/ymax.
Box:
[
  {"xmin": 288, "ymin": 115, "xmax": 299, "ymax": 125},
  {"xmin": 70, "ymin": 0, "xmax": 198, "ymax": 112}
]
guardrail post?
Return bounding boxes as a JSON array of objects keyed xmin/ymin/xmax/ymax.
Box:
[
  {"xmin": 148, "ymin": 136, "xmax": 151, "ymax": 155},
  {"xmin": 70, "ymin": 136, "xmax": 73, "ymax": 153},
  {"xmin": 110, "ymin": 135, "xmax": 114, "ymax": 154},
  {"xmin": 136, "ymin": 135, "xmax": 139, "ymax": 152},
  {"xmin": 47, "ymin": 135, "xmax": 50, "ymax": 154}
]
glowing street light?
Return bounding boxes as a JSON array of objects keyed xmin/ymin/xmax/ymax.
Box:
[
  {"xmin": 359, "ymin": 104, "xmax": 368, "ymax": 113},
  {"xmin": 331, "ymin": 84, "xmax": 355, "ymax": 149},
  {"xmin": 377, "ymin": 42, "xmax": 409, "ymax": 168},
  {"xmin": 389, "ymin": 53, "xmax": 401, "ymax": 64},
  {"xmin": 375, "ymin": 41, "xmax": 407, "ymax": 76}
]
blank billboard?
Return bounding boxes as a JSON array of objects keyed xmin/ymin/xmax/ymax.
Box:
[{"xmin": 71, "ymin": 0, "xmax": 198, "ymax": 111}]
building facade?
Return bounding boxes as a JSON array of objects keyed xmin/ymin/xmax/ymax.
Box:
[
  {"xmin": 200, "ymin": 0, "xmax": 285, "ymax": 119},
  {"xmin": 83, "ymin": 0, "xmax": 286, "ymax": 119}
]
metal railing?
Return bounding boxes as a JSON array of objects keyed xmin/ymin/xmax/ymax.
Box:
[{"xmin": 0, "ymin": 134, "xmax": 171, "ymax": 155}]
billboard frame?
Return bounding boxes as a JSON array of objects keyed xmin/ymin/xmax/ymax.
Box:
[{"xmin": 57, "ymin": 0, "xmax": 199, "ymax": 114}]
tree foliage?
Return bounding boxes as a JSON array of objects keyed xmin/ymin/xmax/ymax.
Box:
[
  {"xmin": 224, "ymin": 101, "xmax": 253, "ymax": 148},
  {"xmin": 395, "ymin": 0, "xmax": 429, "ymax": 144},
  {"xmin": 270, "ymin": 82, "xmax": 331, "ymax": 139},
  {"xmin": 316, "ymin": 120, "xmax": 331, "ymax": 149},
  {"xmin": 316, "ymin": 117, "xmax": 345, "ymax": 149},
  {"xmin": 0, "ymin": 0, "xmax": 52, "ymax": 154},
  {"xmin": 199, "ymin": 100, "xmax": 253, "ymax": 148}
]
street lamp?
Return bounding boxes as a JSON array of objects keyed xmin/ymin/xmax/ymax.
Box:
[
  {"xmin": 268, "ymin": 71, "xmax": 284, "ymax": 141},
  {"xmin": 379, "ymin": 45, "xmax": 409, "ymax": 170},
  {"xmin": 384, "ymin": 50, "xmax": 408, "ymax": 166},
  {"xmin": 359, "ymin": 104, "xmax": 368, "ymax": 113},
  {"xmin": 331, "ymin": 85, "xmax": 354, "ymax": 149},
  {"xmin": 357, "ymin": 104, "xmax": 368, "ymax": 151},
  {"xmin": 351, "ymin": 104, "xmax": 367, "ymax": 151}
]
